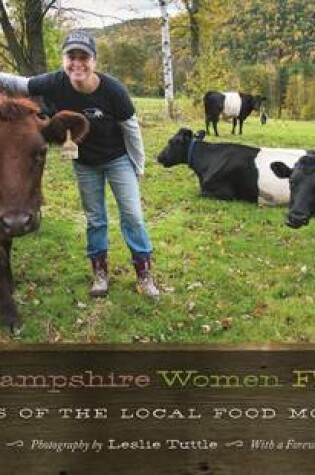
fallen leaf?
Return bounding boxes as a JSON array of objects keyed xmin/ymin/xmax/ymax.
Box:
[
  {"xmin": 187, "ymin": 281, "xmax": 202, "ymax": 291},
  {"xmin": 221, "ymin": 317, "xmax": 233, "ymax": 330},
  {"xmin": 201, "ymin": 324, "xmax": 212, "ymax": 334}
]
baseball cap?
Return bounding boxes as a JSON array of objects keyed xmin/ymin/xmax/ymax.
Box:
[{"xmin": 62, "ymin": 31, "xmax": 96, "ymax": 58}]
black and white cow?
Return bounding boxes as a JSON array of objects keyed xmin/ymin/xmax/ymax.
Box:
[
  {"xmin": 204, "ymin": 91, "xmax": 267, "ymax": 136},
  {"xmin": 271, "ymin": 153, "xmax": 315, "ymax": 228},
  {"xmin": 157, "ymin": 128, "xmax": 308, "ymax": 206}
]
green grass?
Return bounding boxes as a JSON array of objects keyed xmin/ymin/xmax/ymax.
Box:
[{"xmin": 3, "ymin": 97, "xmax": 315, "ymax": 343}]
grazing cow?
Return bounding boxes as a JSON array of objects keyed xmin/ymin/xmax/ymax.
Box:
[
  {"xmin": 0, "ymin": 97, "xmax": 89, "ymax": 334},
  {"xmin": 157, "ymin": 128, "xmax": 307, "ymax": 205},
  {"xmin": 271, "ymin": 153, "xmax": 315, "ymax": 228},
  {"xmin": 204, "ymin": 91, "xmax": 267, "ymax": 136}
]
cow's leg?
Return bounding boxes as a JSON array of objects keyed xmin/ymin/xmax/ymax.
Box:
[
  {"xmin": 231, "ymin": 118, "xmax": 237, "ymax": 134},
  {"xmin": 239, "ymin": 119, "xmax": 244, "ymax": 135},
  {"xmin": 205, "ymin": 117, "xmax": 210, "ymax": 135},
  {"xmin": 202, "ymin": 186, "xmax": 234, "ymax": 200},
  {"xmin": 0, "ymin": 240, "xmax": 21, "ymax": 334},
  {"xmin": 213, "ymin": 120, "xmax": 219, "ymax": 136},
  {"xmin": 0, "ymin": 287, "xmax": 21, "ymax": 334},
  {"xmin": 3, "ymin": 239, "xmax": 13, "ymax": 293}
]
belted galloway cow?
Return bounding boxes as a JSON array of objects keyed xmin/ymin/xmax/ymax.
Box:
[
  {"xmin": 0, "ymin": 97, "xmax": 89, "ymax": 334},
  {"xmin": 157, "ymin": 128, "xmax": 308, "ymax": 205},
  {"xmin": 204, "ymin": 91, "xmax": 266, "ymax": 136},
  {"xmin": 271, "ymin": 153, "xmax": 315, "ymax": 228}
]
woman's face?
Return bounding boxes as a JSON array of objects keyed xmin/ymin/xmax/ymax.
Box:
[{"xmin": 63, "ymin": 49, "xmax": 96, "ymax": 84}]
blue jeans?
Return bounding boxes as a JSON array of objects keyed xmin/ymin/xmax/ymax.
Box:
[{"xmin": 73, "ymin": 155, "xmax": 152, "ymax": 259}]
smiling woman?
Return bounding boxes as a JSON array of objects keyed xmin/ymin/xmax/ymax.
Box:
[
  {"xmin": 61, "ymin": 31, "xmax": 99, "ymax": 92},
  {"xmin": 0, "ymin": 29, "xmax": 159, "ymax": 328},
  {"xmin": 63, "ymin": 50, "xmax": 98, "ymax": 90}
]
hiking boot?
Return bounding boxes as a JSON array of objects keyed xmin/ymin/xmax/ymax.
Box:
[
  {"xmin": 90, "ymin": 252, "xmax": 109, "ymax": 297},
  {"xmin": 137, "ymin": 274, "xmax": 160, "ymax": 298},
  {"xmin": 133, "ymin": 255, "xmax": 159, "ymax": 298}
]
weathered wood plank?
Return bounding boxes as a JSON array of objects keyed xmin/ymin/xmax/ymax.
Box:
[{"xmin": 0, "ymin": 345, "xmax": 314, "ymax": 474}]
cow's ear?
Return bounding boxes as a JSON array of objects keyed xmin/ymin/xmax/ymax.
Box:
[
  {"xmin": 41, "ymin": 111, "xmax": 89, "ymax": 145},
  {"xmin": 194, "ymin": 130, "xmax": 206, "ymax": 141},
  {"xmin": 270, "ymin": 161, "xmax": 292, "ymax": 178},
  {"xmin": 178, "ymin": 128, "xmax": 193, "ymax": 141}
]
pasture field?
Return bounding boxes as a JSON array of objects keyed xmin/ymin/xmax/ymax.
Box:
[{"xmin": 3, "ymin": 97, "xmax": 315, "ymax": 343}]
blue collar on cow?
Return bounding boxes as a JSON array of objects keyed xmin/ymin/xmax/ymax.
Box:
[{"xmin": 187, "ymin": 138, "xmax": 198, "ymax": 168}]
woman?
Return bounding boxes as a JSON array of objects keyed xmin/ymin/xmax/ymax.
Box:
[{"xmin": 0, "ymin": 31, "xmax": 159, "ymax": 298}]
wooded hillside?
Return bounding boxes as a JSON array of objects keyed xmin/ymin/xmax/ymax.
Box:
[
  {"xmin": 0, "ymin": 0, "xmax": 314, "ymax": 119},
  {"xmin": 91, "ymin": 0, "xmax": 314, "ymax": 119}
]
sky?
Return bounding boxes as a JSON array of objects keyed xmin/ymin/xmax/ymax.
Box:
[{"xmin": 60, "ymin": 0, "xmax": 179, "ymax": 28}]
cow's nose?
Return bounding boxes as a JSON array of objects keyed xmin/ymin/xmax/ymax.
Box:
[{"xmin": 0, "ymin": 213, "xmax": 34, "ymax": 236}]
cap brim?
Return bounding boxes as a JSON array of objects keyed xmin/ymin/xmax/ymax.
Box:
[{"xmin": 63, "ymin": 43, "xmax": 95, "ymax": 57}]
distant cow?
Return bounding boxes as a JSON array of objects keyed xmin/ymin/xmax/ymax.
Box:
[
  {"xmin": 204, "ymin": 91, "xmax": 266, "ymax": 136},
  {"xmin": 271, "ymin": 152, "xmax": 315, "ymax": 228},
  {"xmin": 0, "ymin": 97, "xmax": 89, "ymax": 334},
  {"xmin": 157, "ymin": 128, "xmax": 307, "ymax": 205}
]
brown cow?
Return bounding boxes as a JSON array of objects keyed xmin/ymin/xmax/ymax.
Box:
[{"xmin": 0, "ymin": 97, "xmax": 89, "ymax": 335}]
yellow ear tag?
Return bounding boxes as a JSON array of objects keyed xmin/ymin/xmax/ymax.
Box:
[{"xmin": 61, "ymin": 130, "xmax": 78, "ymax": 160}]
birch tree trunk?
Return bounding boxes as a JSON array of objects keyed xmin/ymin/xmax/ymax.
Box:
[{"xmin": 158, "ymin": 0, "xmax": 174, "ymax": 118}]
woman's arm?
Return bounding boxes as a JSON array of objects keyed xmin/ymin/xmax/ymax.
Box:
[
  {"xmin": 0, "ymin": 73, "xmax": 30, "ymax": 95},
  {"xmin": 119, "ymin": 114, "xmax": 145, "ymax": 176}
]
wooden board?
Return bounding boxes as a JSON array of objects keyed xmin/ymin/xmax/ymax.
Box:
[{"xmin": 0, "ymin": 344, "xmax": 315, "ymax": 474}]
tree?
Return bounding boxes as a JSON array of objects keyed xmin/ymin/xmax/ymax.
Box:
[
  {"xmin": 179, "ymin": 0, "xmax": 200, "ymax": 58},
  {"xmin": 0, "ymin": 0, "xmax": 59, "ymax": 74},
  {"xmin": 143, "ymin": 57, "xmax": 161, "ymax": 96},
  {"xmin": 0, "ymin": 0, "xmax": 115, "ymax": 75},
  {"xmin": 158, "ymin": 0, "xmax": 174, "ymax": 117},
  {"xmin": 109, "ymin": 42, "xmax": 147, "ymax": 95},
  {"xmin": 187, "ymin": 46, "xmax": 237, "ymax": 101}
]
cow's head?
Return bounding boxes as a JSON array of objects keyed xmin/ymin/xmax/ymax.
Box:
[
  {"xmin": 252, "ymin": 95, "xmax": 267, "ymax": 111},
  {"xmin": 0, "ymin": 97, "xmax": 89, "ymax": 238},
  {"xmin": 271, "ymin": 153, "xmax": 315, "ymax": 228},
  {"xmin": 157, "ymin": 128, "xmax": 205, "ymax": 167}
]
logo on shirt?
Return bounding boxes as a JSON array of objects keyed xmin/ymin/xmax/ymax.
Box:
[{"xmin": 83, "ymin": 108, "xmax": 104, "ymax": 120}]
